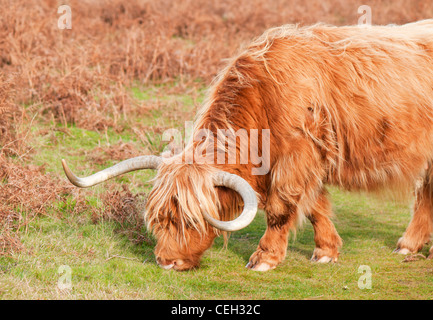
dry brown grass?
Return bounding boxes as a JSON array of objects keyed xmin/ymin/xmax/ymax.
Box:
[
  {"xmin": 97, "ymin": 184, "xmax": 150, "ymax": 245},
  {"xmin": 0, "ymin": 153, "xmax": 150, "ymax": 254},
  {"xmin": 1, "ymin": 0, "xmax": 433, "ymax": 255},
  {"xmin": 86, "ymin": 141, "xmax": 143, "ymax": 165},
  {"xmin": 0, "ymin": 74, "xmax": 28, "ymax": 157},
  {"xmin": 3, "ymin": 0, "xmax": 433, "ymax": 132},
  {"xmin": 0, "ymin": 155, "xmax": 71, "ymax": 254}
]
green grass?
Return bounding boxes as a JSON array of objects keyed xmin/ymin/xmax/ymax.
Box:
[
  {"xmin": 1, "ymin": 84, "xmax": 433, "ymax": 300},
  {"xmin": 2, "ymin": 190, "xmax": 432, "ymax": 300}
]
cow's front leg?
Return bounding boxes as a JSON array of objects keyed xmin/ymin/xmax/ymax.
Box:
[
  {"xmin": 246, "ymin": 191, "xmax": 299, "ymax": 271},
  {"xmin": 246, "ymin": 208, "xmax": 295, "ymax": 271},
  {"xmin": 246, "ymin": 144, "xmax": 325, "ymax": 271}
]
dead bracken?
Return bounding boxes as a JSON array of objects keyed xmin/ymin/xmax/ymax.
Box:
[{"xmin": 1, "ymin": 0, "xmax": 433, "ymax": 256}]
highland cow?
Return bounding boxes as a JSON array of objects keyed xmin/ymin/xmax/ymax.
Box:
[{"xmin": 63, "ymin": 20, "xmax": 433, "ymax": 271}]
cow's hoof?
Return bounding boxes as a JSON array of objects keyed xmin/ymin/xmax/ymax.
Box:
[
  {"xmin": 311, "ymin": 255, "xmax": 335, "ymax": 263},
  {"xmin": 311, "ymin": 248, "xmax": 338, "ymax": 263},
  {"xmin": 393, "ymin": 248, "xmax": 413, "ymax": 255},
  {"xmin": 246, "ymin": 248, "xmax": 283, "ymax": 272},
  {"xmin": 395, "ymin": 236, "xmax": 425, "ymax": 255},
  {"xmin": 245, "ymin": 262, "xmax": 276, "ymax": 272}
]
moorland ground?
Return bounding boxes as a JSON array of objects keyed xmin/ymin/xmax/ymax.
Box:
[{"xmin": 1, "ymin": 0, "xmax": 433, "ymax": 299}]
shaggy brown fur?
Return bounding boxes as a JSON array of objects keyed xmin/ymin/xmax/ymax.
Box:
[{"xmin": 145, "ymin": 20, "xmax": 433, "ymax": 271}]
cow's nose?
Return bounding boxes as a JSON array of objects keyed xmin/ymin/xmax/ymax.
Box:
[
  {"xmin": 156, "ymin": 257, "xmax": 184, "ymax": 270},
  {"xmin": 159, "ymin": 262, "xmax": 175, "ymax": 270},
  {"xmin": 156, "ymin": 257, "xmax": 173, "ymax": 269}
]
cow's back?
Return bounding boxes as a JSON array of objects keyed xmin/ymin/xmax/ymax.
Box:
[{"xmin": 252, "ymin": 21, "xmax": 433, "ymax": 191}]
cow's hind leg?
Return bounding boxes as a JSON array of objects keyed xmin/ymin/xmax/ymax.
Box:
[
  {"xmin": 307, "ymin": 189, "xmax": 342, "ymax": 263},
  {"xmin": 395, "ymin": 172, "xmax": 433, "ymax": 255}
]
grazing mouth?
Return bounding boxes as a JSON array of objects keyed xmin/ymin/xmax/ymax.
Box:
[
  {"xmin": 156, "ymin": 258, "xmax": 198, "ymax": 271},
  {"xmin": 159, "ymin": 263, "xmax": 175, "ymax": 270}
]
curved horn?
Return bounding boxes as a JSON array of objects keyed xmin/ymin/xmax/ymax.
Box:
[
  {"xmin": 202, "ymin": 171, "xmax": 258, "ymax": 232},
  {"xmin": 62, "ymin": 155, "xmax": 162, "ymax": 188}
]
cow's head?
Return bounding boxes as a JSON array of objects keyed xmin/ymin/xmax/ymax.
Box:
[{"xmin": 61, "ymin": 155, "xmax": 257, "ymax": 271}]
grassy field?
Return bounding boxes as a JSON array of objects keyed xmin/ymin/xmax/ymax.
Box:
[
  {"xmin": 1, "ymin": 83, "xmax": 433, "ymax": 300},
  {"xmin": 2, "ymin": 0, "xmax": 433, "ymax": 300}
]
